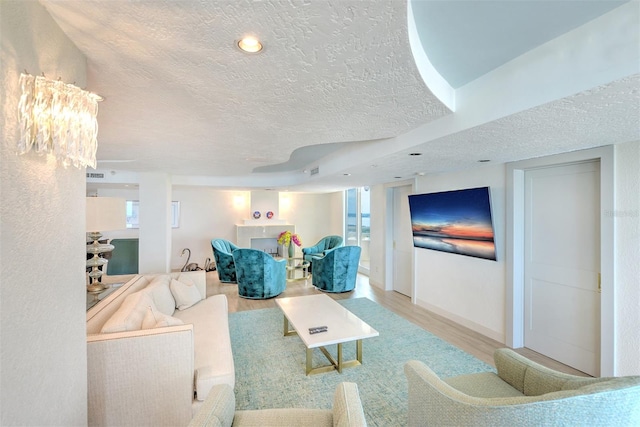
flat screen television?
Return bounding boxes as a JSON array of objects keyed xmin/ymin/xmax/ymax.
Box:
[{"xmin": 408, "ymin": 187, "xmax": 497, "ymax": 261}]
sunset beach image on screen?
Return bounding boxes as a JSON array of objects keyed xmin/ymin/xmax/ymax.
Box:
[{"xmin": 408, "ymin": 187, "xmax": 497, "ymax": 261}]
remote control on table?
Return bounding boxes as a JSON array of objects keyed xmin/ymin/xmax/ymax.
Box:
[{"xmin": 309, "ymin": 326, "xmax": 328, "ymax": 334}]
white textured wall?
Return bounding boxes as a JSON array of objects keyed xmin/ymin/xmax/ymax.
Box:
[
  {"xmin": 414, "ymin": 164, "xmax": 506, "ymax": 342},
  {"xmin": 407, "ymin": 151, "xmax": 640, "ymax": 373},
  {"xmin": 614, "ymin": 140, "xmax": 640, "ymax": 375},
  {"xmin": 90, "ymin": 187, "xmax": 140, "ymax": 241},
  {"xmin": 0, "ymin": 2, "xmax": 88, "ymax": 425},
  {"xmin": 328, "ymin": 191, "xmax": 345, "ymax": 237},
  {"xmin": 279, "ymin": 192, "xmax": 342, "ymax": 257},
  {"xmin": 250, "ymin": 190, "xmax": 280, "ymax": 221},
  {"xmin": 138, "ymin": 173, "xmax": 172, "ymax": 273},
  {"xmin": 368, "ymin": 184, "xmax": 387, "ymax": 288},
  {"xmin": 91, "ymin": 186, "xmax": 341, "ymax": 271},
  {"xmin": 171, "ymin": 187, "xmax": 249, "ymax": 271}
]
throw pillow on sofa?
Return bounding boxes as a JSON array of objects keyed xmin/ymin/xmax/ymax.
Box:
[
  {"xmin": 170, "ymin": 278, "xmax": 202, "ymax": 310},
  {"xmin": 146, "ymin": 275, "xmax": 177, "ymax": 316},
  {"xmin": 101, "ymin": 291, "xmax": 155, "ymax": 333},
  {"xmin": 141, "ymin": 305, "xmax": 184, "ymax": 329}
]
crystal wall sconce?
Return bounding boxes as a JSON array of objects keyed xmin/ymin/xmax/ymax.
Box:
[{"xmin": 17, "ymin": 73, "xmax": 102, "ymax": 169}]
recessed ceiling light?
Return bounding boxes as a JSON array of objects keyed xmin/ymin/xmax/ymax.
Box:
[
  {"xmin": 394, "ymin": 176, "xmax": 402, "ymax": 179},
  {"xmin": 478, "ymin": 159, "xmax": 491, "ymax": 163},
  {"xmin": 409, "ymin": 152, "xmax": 422, "ymax": 156},
  {"xmin": 343, "ymin": 173, "xmax": 351, "ymax": 176},
  {"xmin": 237, "ymin": 36, "xmax": 263, "ymax": 53}
]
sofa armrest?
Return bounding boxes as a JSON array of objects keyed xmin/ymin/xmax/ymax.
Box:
[
  {"xmin": 301, "ymin": 248, "xmax": 316, "ymax": 256},
  {"xmin": 189, "ymin": 384, "xmax": 235, "ymax": 427},
  {"xmin": 174, "ymin": 294, "xmax": 235, "ymax": 400},
  {"xmin": 323, "ymin": 246, "xmax": 340, "ymax": 256},
  {"xmin": 302, "ymin": 242, "xmax": 324, "ymax": 255},
  {"xmin": 88, "ymin": 325, "xmax": 195, "ymax": 426},
  {"xmin": 332, "ymin": 382, "xmax": 367, "ymax": 427},
  {"xmin": 494, "ymin": 348, "xmax": 584, "ymax": 395},
  {"xmin": 406, "ymin": 359, "xmax": 640, "ymax": 426}
]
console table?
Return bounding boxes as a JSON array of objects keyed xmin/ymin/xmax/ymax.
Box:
[{"xmin": 86, "ymin": 282, "xmax": 123, "ymax": 311}]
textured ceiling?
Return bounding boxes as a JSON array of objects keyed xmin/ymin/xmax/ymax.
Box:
[
  {"xmin": 41, "ymin": 0, "xmax": 449, "ymax": 178},
  {"xmin": 319, "ymin": 74, "xmax": 640, "ymax": 190},
  {"xmin": 39, "ymin": 0, "xmax": 639, "ymax": 192}
]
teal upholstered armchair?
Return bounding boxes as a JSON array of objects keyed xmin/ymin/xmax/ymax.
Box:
[
  {"xmin": 302, "ymin": 235, "xmax": 343, "ymax": 263},
  {"xmin": 232, "ymin": 248, "xmax": 286, "ymax": 299},
  {"xmin": 404, "ymin": 348, "xmax": 640, "ymax": 427},
  {"xmin": 211, "ymin": 239, "xmax": 239, "ymax": 283},
  {"xmin": 311, "ymin": 246, "xmax": 361, "ymax": 293}
]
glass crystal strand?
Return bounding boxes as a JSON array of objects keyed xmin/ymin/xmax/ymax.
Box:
[
  {"xmin": 65, "ymin": 83, "xmax": 79, "ymax": 168},
  {"xmin": 78, "ymin": 90, "xmax": 91, "ymax": 168},
  {"xmin": 34, "ymin": 76, "xmax": 52, "ymax": 154},
  {"xmin": 80, "ymin": 93, "xmax": 92, "ymax": 168},
  {"xmin": 17, "ymin": 74, "xmax": 36, "ymax": 154},
  {"xmin": 77, "ymin": 86, "xmax": 89, "ymax": 167},
  {"xmin": 51, "ymin": 79, "xmax": 67, "ymax": 165},
  {"xmin": 79, "ymin": 94, "xmax": 99, "ymax": 168},
  {"xmin": 66, "ymin": 82, "xmax": 77, "ymax": 167},
  {"xmin": 67, "ymin": 84, "xmax": 79, "ymax": 167},
  {"xmin": 88, "ymin": 96, "xmax": 99, "ymax": 168}
]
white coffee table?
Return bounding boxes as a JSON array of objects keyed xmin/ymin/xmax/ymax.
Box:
[{"xmin": 275, "ymin": 294, "xmax": 379, "ymax": 375}]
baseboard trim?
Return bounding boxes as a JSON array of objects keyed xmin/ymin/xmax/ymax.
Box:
[
  {"xmin": 415, "ymin": 298, "xmax": 505, "ymax": 344},
  {"xmin": 368, "ymin": 278, "xmax": 384, "ymax": 290}
]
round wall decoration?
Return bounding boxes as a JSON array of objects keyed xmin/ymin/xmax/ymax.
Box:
[
  {"xmin": 266, "ymin": 211, "xmax": 274, "ymax": 219},
  {"xmin": 253, "ymin": 211, "xmax": 261, "ymax": 219}
]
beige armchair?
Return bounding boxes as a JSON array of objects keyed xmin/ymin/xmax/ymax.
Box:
[
  {"xmin": 405, "ymin": 348, "xmax": 640, "ymax": 427},
  {"xmin": 189, "ymin": 382, "xmax": 367, "ymax": 427}
]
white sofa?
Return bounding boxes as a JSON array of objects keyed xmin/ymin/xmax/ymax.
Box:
[{"xmin": 86, "ymin": 271, "xmax": 235, "ymax": 426}]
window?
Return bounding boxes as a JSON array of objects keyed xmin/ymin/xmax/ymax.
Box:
[
  {"xmin": 345, "ymin": 187, "xmax": 370, "ymax": 274},
  {"xmin": 126, "ymin": 201, "xmax": 180, "ymax": 228}
]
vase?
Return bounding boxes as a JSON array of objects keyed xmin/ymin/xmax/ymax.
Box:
[{"xmin": 288, "ymin": 243, "xmax": 295, "ymax": 259}]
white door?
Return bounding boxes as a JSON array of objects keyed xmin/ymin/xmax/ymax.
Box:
[
  {"xmin": 393, "ymin": 185, "xmax": 413, "ymax": 297},
  {"xmin": 524, "ymin": 160, "xmax": 601, "ymax": 376}
]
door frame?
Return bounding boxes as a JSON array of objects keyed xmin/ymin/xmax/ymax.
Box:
[
  {"xmin": 384, "ymin": 180, "xmax": 416, "ymax": 299},
  {"xmin": 344, "ymin": 187, "xmax": 371, "ymax": 275},
  {"xmin": 506, "ymin": 146, "xmax": 614, "ymax": 375}
]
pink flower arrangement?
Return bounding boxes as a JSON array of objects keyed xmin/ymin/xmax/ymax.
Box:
[{"xmin": 277, "ymin": 231, "xmax": 302, "ymax": 247}]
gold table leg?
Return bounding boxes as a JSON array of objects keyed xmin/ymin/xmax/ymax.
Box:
[
  {"xmin": 283, "ymin": 316, "xmax": 297, "ymax": 336},
  {"xmin": 281, "ymin": 315, "xmax": 365, "ymax": 375},
  {"xmin": 305, "ymin": 340, "xmax": 363, "ymax": 376}
]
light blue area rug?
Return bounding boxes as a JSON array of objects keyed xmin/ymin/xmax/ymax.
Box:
[{"xmin": 229, "ymin": 298, "xmax": 494, "ymax": 426}]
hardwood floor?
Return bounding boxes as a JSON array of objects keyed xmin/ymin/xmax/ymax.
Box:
[{"xmin": 207, "ymin": 271, "xmax": 589, "ymax": 377}]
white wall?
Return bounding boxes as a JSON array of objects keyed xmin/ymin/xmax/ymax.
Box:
[
  {"xmin": 399, "ymin": 145, "xmax": 639, "ymax": 375},
  {"xmin": 139, "ymin": 173, "xmax": 172, "ymax": 273},
  {"xmin": 280, "ymin": 192, "xmax": 343, "ymax": 257},
  {"xmin": 171, "ymin": 187, "xmax": 249, "ymax": 270},
  {"xmin": 89, "ymin": 187, "xmax": 140, "ymax": 240},
  {"xmin": 0, "ymin": 2, "xmax": 88, "ymax": 424},
  {"xmin": 368, "ymin": 184, "xmax": 387, "ymax": 288},
  {"xmin": 614, "ymin": 140, "xmax": 640, "ymax": 375},
  {"xmin": 91, "ymin": 186, "xmax": 342, "ymax": 271},
  {"xmin": 413, "ymin": 164, "xmax": 506, "ymax": 342},
  {"xmin": 328, "ymin": 191, "xmax": 345, "ymax": 236}
]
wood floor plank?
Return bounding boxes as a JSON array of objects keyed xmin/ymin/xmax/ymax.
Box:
[{"xmin": 207, "ymin": 271, "xmax": 589, "ymax": 377}]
